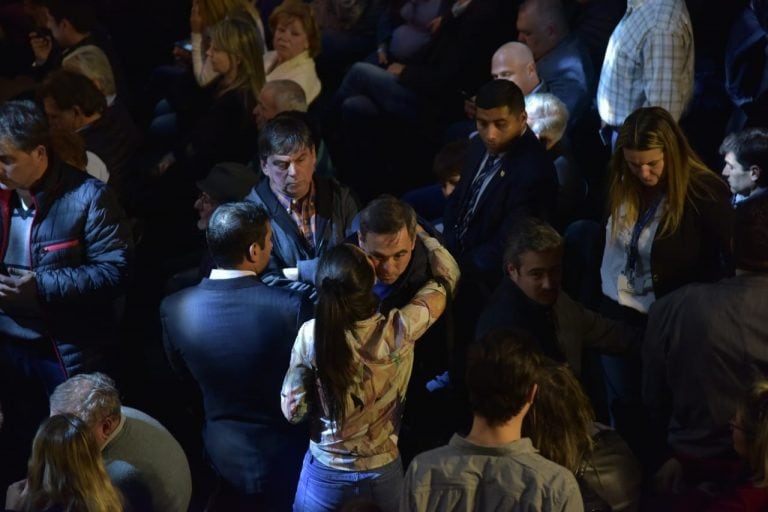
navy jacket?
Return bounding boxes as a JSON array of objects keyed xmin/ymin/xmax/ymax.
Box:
[
  {"xmin": 443, "ymin": 129, "xmax": 558, "ymax": 285},
  {"xmin": 0, "ymin": 159, "xmax": 132, "ymax": 375},
  {"xmin": 246, "ymin": 175, "xmax": 358, "ymax": 294},
  {"xmin": 161, "ymin": 276, "xmax": 312, "ymax": 500}
]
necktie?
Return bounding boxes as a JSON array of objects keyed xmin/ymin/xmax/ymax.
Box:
[{"xmin": 457, "ymin": 154, "xmax": 499, "ymax": 245}]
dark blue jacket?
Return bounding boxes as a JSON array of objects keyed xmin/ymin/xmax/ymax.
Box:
[
  {"xmin": 0, "ymin": 159, "xmax": 132, "ymax": 376},
  {"xmin": 443, "ymin": 129, "xmax": 558, "ymax": 286},
  {"xmin": 161, "ymin": 276, "xmax": 312, "ymax": 503}
]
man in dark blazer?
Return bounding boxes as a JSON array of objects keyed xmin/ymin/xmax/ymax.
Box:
[
  {"xmin": 246, "ymin": 114, "xmax": 358, "ymax": 296},
  {"xmin": 443, "ymin": 79, "xmax": 558, "ymax": 289},
  {"xmin": 161, "ymin": 202, "xmax": 312, "ymax": 511}
]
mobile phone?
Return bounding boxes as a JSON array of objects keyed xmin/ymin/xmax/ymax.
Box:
[{"xmin": 174, "ymin": 39, "xmax": 193, "ymax": 52}]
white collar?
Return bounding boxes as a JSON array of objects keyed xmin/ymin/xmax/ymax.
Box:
[{"xmin": 209, "ymin": 268, "xmax": 258, "ymax": 280}]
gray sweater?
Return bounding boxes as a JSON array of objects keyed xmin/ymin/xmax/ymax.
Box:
[{"xmin": 103, "ymin": 407, "xmax": 192, "ymax": 512}]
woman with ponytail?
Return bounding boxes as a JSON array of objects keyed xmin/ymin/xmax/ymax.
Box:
[{"xmin": 281, "ymin": 234, "xmax": 459, "ymax": 512}]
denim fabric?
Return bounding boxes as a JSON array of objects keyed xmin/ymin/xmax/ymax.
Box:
[{"xmin": 293, "ymin": 451, "xmax": 403, "ymax": 512}]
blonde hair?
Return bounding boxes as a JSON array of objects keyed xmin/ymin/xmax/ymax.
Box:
[
  {"xmin": 20, "ymin": 414, "xmax": 123, "ymax": 512},
  {"xmin": 523, "ymin": 362, "xmax": 594, "ymax": 472},
  {"xmin": 740, "ymin": 380, "xmax": 768, "ymax": 487},
  {"xmin": 209, "ymin": 16, "xmax": 266, "ymax": 99},
  {"xmin": 62, "ymin": 45, "xmax": 116, "ymax": 98},
  {"xmin": 608, "ymin": 106, "xmax": 721, "ymax": 239}
]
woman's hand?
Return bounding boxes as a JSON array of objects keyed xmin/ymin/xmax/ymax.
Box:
[{"xmin": 190, "ymin": 0, "xmax": 203, "ymax": 34}]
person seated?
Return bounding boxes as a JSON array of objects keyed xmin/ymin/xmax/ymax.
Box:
[
  {"xmin": 264, "ymin": 0, "xmax": 322, "ymax": 104},
  {"xmin": 371, "ymin": 0, "xmax": 443, "ymax": 66},
  {"xmin": 49, "ymin": 373, "xmax": 192, "ymax": 512},
  {"xmin": 448, "ymin": 40, "xmax": 547, "ymax": 142},
  {"xmin": 189, "ymin": 0, "xmax": 266, "ymax": 88},
  {"xmin": 166, "ymin": 162, "xmax": 260, "ymax": 293},
  {"xmin": 254, "ymin": 79, "xmax": 308, "ymax": 130},
  {"xmin": 676, "ymin": 381, "xmax": 768, "ymax": 511},
  {"xmin": 401, "ymin": 139, "xmax": 468, "ymax": 224},
  {"xmin": 443, "ymin": 80, "xmax": 558, "ymax": 288},
  {"xmin": 525, "ymin": 92, "xmax": 586, "ymax": 229},
  {"xmin": 720, "ymin": 127, "xmax": 768, "ymax": 206},
  {"xmin": 4, "ymin": 414, "xmax": 123, "ymax": 512},
  {"xmin": 30, "ymin": 0, "xmax": 127, "ymax": 98},
  {"xmin": 525, "ymin": 361, "xmax": 642, "ymax": 512},
  {"xmin": 400, "ymin": 329, "xmax": 582, "ymax": 511},
  {"xmin": 516, "ymin": 0, "xmax": 593, "ymax": 131},
  {"xmin": 246, "ymin": 114, "xmax": 358, "ymax": 294},
  {"xmin": 476, "ymin": 218, "xmax": 633, "ymax": 376},
  {"xmin": 162, "ymin": 203, "xmax": 311, "ymax": 511},
  {"xmin": 281, "ymin": 235, "xmax": 459, "ymax": 511},
  {"xmin": 39, "ymin": 69, "xmax": 139, "ymax": 187},
  {"xmin": 156, "ymin": 16, "xmax": 264, "ymax": 179}
]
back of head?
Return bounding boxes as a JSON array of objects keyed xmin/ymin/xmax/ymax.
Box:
[
  {"xmin": 24, "ymin": 414, "xmax": 122, "ymax": 512},
  {"xmin": 268, "ymin": 0, "xmax": 321, "ymax": 57},
  {"xmin": 314, "ymin": 244, "xmax": 379, "ymax": 426},
  {"xmin": 40, "ymin": 69, "xmax": 107, "ymax": 118},
  {"xmin": 47, "ymin": 0, "xmax": 97, "ymax": 33},
  {"xmin": 49, "ymin": 372, "xmax": 121, "ymax": 427},
  {"xmin": 62, "ymin": 45, "xmax": 116, "ymax": 98},
  {"xmin": 199, "ymin": 0, "xmax": 258, "ymax": 26},
  {"xmin": 475, "ymin": 79, "xmax": 525, "ymax": 113},
  {"xmin": 259, "ymin": 113, "xmax": 315, "ymax": 158},
  {"xmin": 0, "ymin": 100, "xmax": 51, "ymax": 153},
  {"xmin": 359, "ymin": 195, "xmax": 417, "ymax": 240},
  {"xmin": 265, "ymin": 79, "xmax": 308, "ymax": 113},
  {"xmin": 734, "ymin": 189, "xmax": 768, "ymax": 271},
  {"xmin": 433, "ymin": 139, "xmax": 469, "ymax": 181},
  {"xmin": 466, "ymin": 329, "xmax": 541, "ymax": 427},
  {"xmin": 209, "ymin": 16, "xmax": 265, "ymax": 97},
  {"xmin": 738, "ymin": 380, "xmax": 768, "ymax": 486},
  {"xmin": 206, "ymin": 201, "xmax": 270, "ymax": 268},
  {"xmin": 523, "ymin": 362, "xmax": 595, "ymax": 472},
  {"xmin": 503, "ymin": 217, "xmax": 562, "ymax": 269},
  {"xmin": 720, "ymin": 128, "xmax": 768, "ymax": 188},
  {"xmin": 525, "ymin": 93, "xmax": 569, "ymax": 148}
]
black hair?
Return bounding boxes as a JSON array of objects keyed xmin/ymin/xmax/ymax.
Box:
[
  {"xmin": 258, "ymin": 114, "xmax": 315, "ymax": 160},
  {"xmin": 359, "ymin": 195, "xmax": 417, "ymax": 240},
  {"xmin": 47, "ymin": 0, "xmax": 97, "ymax": 34},
  {"xmin": 39, "ymin": 69, "xmax": 106, "ymax": 117},
  {"xmin": 720, "ymin": 128, "xmax": 768, "ymax": 188},
  {"xmin": 475, "ymin": 79, "xmax": 525, "ymax": 113},
  {"xmin": 314, "ymin": 244, "xmax": 379, "ymax": 427},
  {"xmin": 466, "ymin": 329, "xmax": 540, "ymax": 426},
  {"xmin": 206, "ymin": 202, "xmax": 270, "ymax": 268},
  {"xmin": 0, "ymin": 100, "xmax": 51, "ymax": 152}
]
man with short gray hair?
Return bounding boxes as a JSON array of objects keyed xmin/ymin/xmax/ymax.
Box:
[
  {"xmin": 476, "ymin": 218, "xmax": 632, "ymax": 376},
  {"xmin": 50, "ymin": 373, "xmax": 192, "ymax": 512},
  {"xmin": 253, "ymin": 79, "xmax": 308, "ymax": 130}
]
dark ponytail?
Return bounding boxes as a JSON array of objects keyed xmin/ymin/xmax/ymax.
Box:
[{"xmin": 314, "ymin": 244, "xmax": 379, "ymax": 428}]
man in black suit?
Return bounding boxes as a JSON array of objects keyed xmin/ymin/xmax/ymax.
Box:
[
  {"xmin": 161, "ymin": 202, "xmax": 312, "ymax": 511},
  {"xmin": 444, "ymin": 79, "xmax": 558, "ymax": 289}
]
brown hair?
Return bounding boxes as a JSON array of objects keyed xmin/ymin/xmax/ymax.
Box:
[{"xmin": 269, "ymin": 0, "xmax": 321, "ymax": 58}]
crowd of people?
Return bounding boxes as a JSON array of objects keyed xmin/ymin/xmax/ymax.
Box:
[{"xmin": 0, "ymin": 0, "xmax": 767, "ymax": 510}]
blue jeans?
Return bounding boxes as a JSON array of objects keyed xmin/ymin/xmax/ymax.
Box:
[
  {"xmin": 293, "ymin": 451, "xmax": 403, "ymax": 512},
  {"xmin": 336, "ymin": 62, "xmax": 418, "ymax": 121}
]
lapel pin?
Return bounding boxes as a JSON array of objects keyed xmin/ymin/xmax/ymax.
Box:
[{"xmin": 500, "ymin": 170, "xmax": 505, "ymax": 177}]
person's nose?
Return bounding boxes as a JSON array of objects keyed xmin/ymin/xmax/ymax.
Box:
[{"xmin": 722, "ymin": 165, "xmax": 731, "ymax": 177}]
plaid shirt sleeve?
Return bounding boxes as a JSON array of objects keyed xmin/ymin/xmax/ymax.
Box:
[{"xmin": 642, "ymin": 27, "xmax": 694, "ymax": 121}]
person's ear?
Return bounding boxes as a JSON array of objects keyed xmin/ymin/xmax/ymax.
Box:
[
  {"xmin": 506, "ymin": 262, "xmax": 519, "ymax": 280},
  {"xmin": 357, "ymin": 230, "xmax": 365, "ymax": 248},
  {"xmin": 750, "ymin": 165, "xmax": 762, "ymax": 182}
]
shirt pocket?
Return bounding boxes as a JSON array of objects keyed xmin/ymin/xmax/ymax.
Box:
[{"xmin": 36, "ymin": 238, "xmax": 84, "ymax": 269}]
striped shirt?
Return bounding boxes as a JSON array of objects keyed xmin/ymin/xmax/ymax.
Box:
[{"xmin": 597, "ymin": 0, "xmax": 694, "ymax": 126}]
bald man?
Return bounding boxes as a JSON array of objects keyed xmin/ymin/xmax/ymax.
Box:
[{"xmin": 490, "ymin": 42, "xmax": 547, "ymax": 96}]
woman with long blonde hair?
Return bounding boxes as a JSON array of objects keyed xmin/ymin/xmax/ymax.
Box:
[
  {"xmin": 597, "ymin": 107, "xmax": 732, "ymax": 452},
  {"xmin": 5, "ymin": 414, "xmax": 123, "ymax": 512}
]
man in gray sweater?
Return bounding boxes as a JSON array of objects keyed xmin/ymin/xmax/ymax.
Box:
[{"xmin": 49, "ymin": 373, "xmax": 192, "ymax": 512}]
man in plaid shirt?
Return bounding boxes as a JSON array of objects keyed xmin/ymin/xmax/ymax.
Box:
[{"xmin": 597, "ymin": 0, "xmax": 694, "ymax": 144}]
